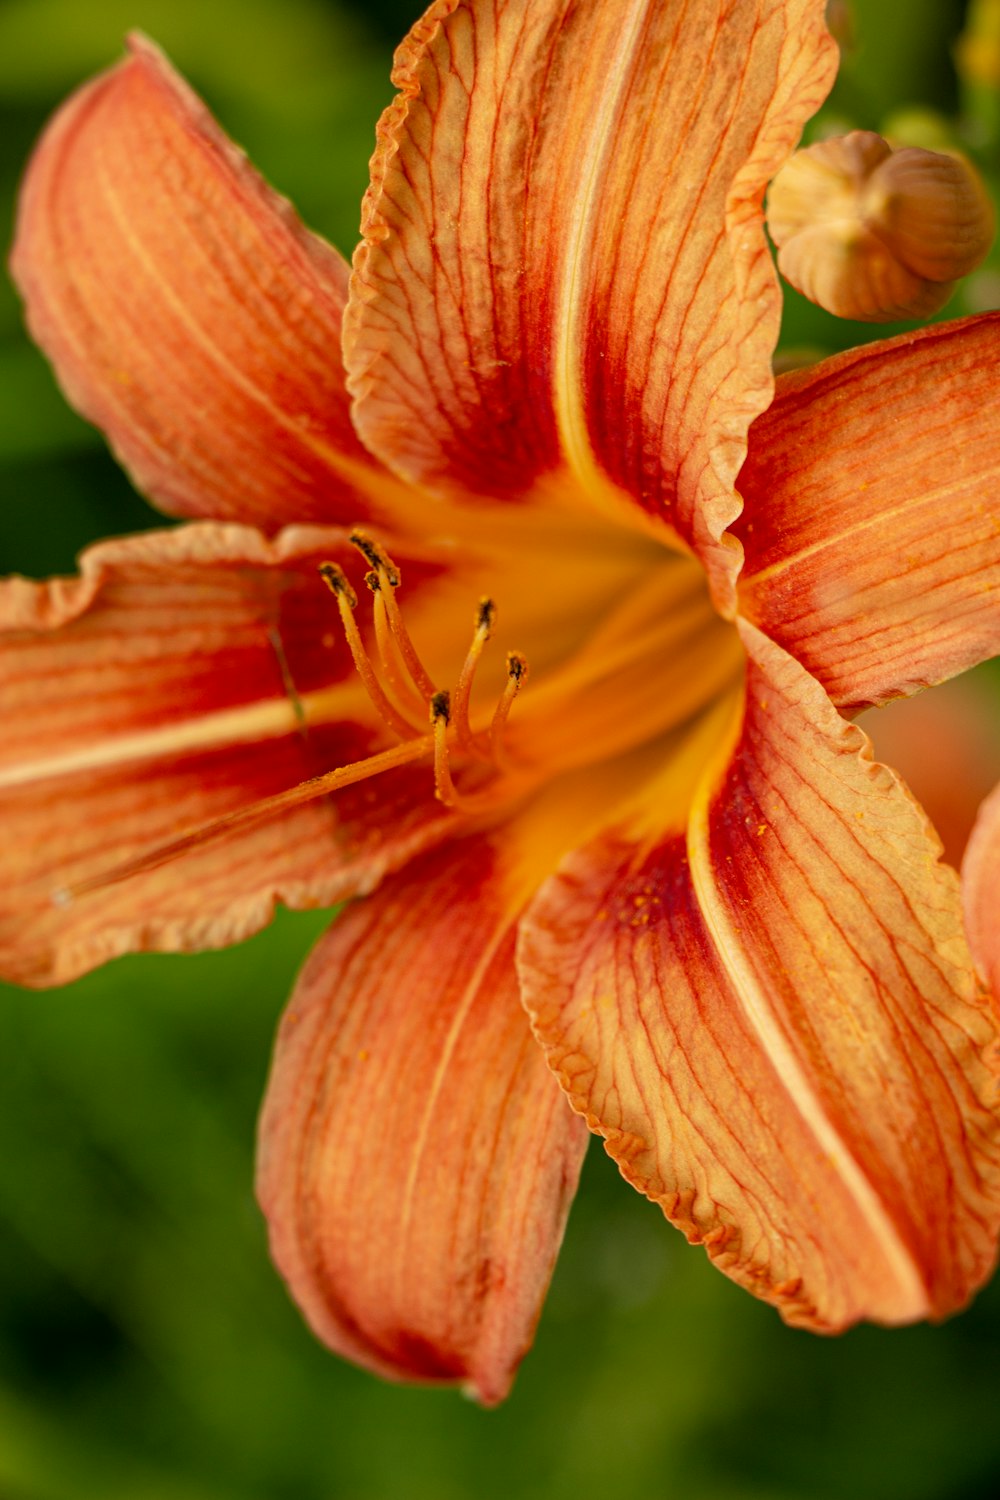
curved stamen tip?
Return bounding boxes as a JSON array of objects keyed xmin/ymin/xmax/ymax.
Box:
[
  {"xmin": 431, "ymin": 689, "xmax": 451, "ymax": 724},
  {"xmin": 365, "ymin": 570, "xmax": 381, "ymax": 593},
  {"xmin": 318, "ymin": 561, "xmax": 358, "ymax": 609},
  {"xmin": 349, "ymin": 529, "xmax": 401, "ymax": 588}
]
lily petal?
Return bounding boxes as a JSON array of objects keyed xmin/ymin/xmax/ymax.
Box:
[
  {"xmin": 0, "ymin": 524, "xmax": 457, "ymax": 987},
  {"xmin": 738, "ymin": 314, "xmax": 1000, "ymax": 711},
  {"xmin": 520, "ymin": 625, "xmax": 1000, "ymax": 1329},
  {"xmin": 10, "ymin": 35, "xmax": 407, "ymax": 531},
  {"xmin": 345, "ymin": 0, "xmax": 835, "ymax": 596},
  {"xmin": 963, "ymin": 781, "xmax": 1000, "ymax": 1002},
  {"xmin": 256, "ymin": 835, "xmax": 588, "ymax": 1405}
]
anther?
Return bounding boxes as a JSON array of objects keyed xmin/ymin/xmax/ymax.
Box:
[
  {"xmin": 430, "ymin": 689, "xmax": 451, "ymax": 724},
  {"xmin": 490, "ymin": 653, "xmax": 527, "ymax": 768},
  {"xmin": 476, "ymin": 597, "xmax": 495, "ymax": 636},
  {"xmin": 349, "ymin": 529, "xmax": 401, "ymax": 588},
  {"xmin": 318, "ymin": 561, "xmax": 357, "ymax": 610}
]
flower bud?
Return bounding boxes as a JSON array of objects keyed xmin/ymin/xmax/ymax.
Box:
[{"xmin": 767, "ymin": 130, "xmax": 995, "ymax": 322}]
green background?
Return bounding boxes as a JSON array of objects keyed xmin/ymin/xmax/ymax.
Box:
[{"xmin": 1, "ymin": 2, "xmax": 999, "ymax": 1497}]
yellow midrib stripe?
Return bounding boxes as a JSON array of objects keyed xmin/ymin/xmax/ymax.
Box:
[
  {"xmin": 0, "ymin": 682, "xmax": 364, "ymax": 789},
  {"xmin": 684, "ymin": 709, "xmax": 929, "ymax": 1317},
  {"xmin": 552, "ymin": 0, "xmax": 649, "ymax": 498}
]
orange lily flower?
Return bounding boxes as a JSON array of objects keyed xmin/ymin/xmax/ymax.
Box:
[{"xmin": 5, "ymin": 0, "xmax": 1000, "ymax": 1406}]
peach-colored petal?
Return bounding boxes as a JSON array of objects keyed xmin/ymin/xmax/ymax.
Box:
[
  {"xmin": 256, "ymin": 835, "xmax": 588, "ymax": 1405},
  {"xmin": 738, "ymin": 313, "xmax": 1000, "ymax": 711},
  {"xmin": 0, "ymin": 524, "xmax": 458, "ymax": 987},
  {"xmin": 963, "ymin": 780, "xmax": 1000, "ymax": 1002},
  {"xmin": 520, "ymin": 625, "xmax": 1000, "ymax": 1330},
  {"xmin": 345, "ymin": 0, "xmax": 836, "ymax": 600},
  {"xmin": 10, "ymin": 35, "xmax": 409, "ymax": 532}
]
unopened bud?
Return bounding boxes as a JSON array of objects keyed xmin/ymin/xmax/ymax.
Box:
[{"xmin": 767, "ymin": 130, "xmax": 995, "ymax": 322}]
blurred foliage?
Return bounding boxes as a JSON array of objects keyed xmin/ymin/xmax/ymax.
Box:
[{"xmin": 1, "ymin": 2, "xmax": 999, "ymax": 1498}]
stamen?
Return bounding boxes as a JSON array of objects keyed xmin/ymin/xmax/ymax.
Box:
[
  {"xmin": 431, "ymin": 689, "xmax": 460, "ymax": 807},
  {"xmin": 319, "ymin": 562, "xmax": 416, "ymax": 741},
  {"xmin": 490, "ymin": 653, "xmax": 527, "ymax": 770},
  {"xmin": 348, "ymin": 529, "xmax": 401, "ymax": 588},
  {"xmin": 452, "ymin": 597, "xmax": 495, "ymax": 759},
  {"xmin": 430, "ymin": 686, "xmax": 524, "ymax": 815},
  {"xmin": 367, "ymin": 572, "xmax": 428, "ymax": 731},
  {"xmin": 381, "ymin": 580, "xmax": 438, "ymax": 699},
  {"xmin": 317, "ymin": 560, "xmax": 356, "ymax": 609},
  {"xmin": 350, "ymin": 530, "xmax": 437, "ymax": 700}
]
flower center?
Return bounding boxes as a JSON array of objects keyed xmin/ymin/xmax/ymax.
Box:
[
  {"xmin": 58, "ymin": 508, "xmax": 743, "ymax": 903},
  {"xmin": 311, "ymin": 525, "xmax": 744, "ymax": 822},
  {"xmin": 317, "ymin": 531, "xmax": 532, "ymax": 818}
]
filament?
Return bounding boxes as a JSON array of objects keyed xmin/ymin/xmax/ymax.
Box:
[
  {"xmin": 490, "ymin": 654, "xmax": 527, "ymax": 770},
  {"xmin": 350, "ymin": 530, "xmax": 437, "ymax": 699},
  {"xmin": 451, "ymin": 597, "xmax": 495, "ymax": 759},
  {"xmin": 318, "ymin": 563, "xmax": 415, "ymax": 741},
  {"xmin": 431, "ymin": 683, "xmax": 531, "ymax": 815},
  {"xmin": 368, "ymin": 573, "xmax": 429, "ymax": 731}
]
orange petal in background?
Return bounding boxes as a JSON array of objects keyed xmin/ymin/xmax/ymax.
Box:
[
  {"xmin": 257, "ymin": 835, "xmax": 588, "ymax": 1405},
  {"xmin": 0, "ymin": 524, "xmax": 458, "ymax": 987},
  {"xmin": 346, "ymin": 0, "xmax": 835, "ymax": 598},
  {"xmin": 964, "ymin": 781, "xmax": 1000, "ymax": 1005},
  {"xmin": 520, "ymin": 626, "xmax": 1000, "ymax": 1331},
  {"xmin": 860, "ymin": 671, "xmax": 1000, "ymax": 869},
  {"xmin": 737, "ymin": 313, "xmax": 1000, "ymax": 712},
  {"xmin": 10, "ymin": 34, "xmax": 408, "ymax": 533}
]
